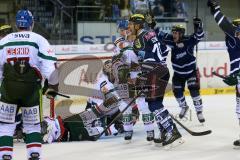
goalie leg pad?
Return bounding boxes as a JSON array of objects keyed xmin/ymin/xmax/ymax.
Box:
[{"xmin": 79, "ymin": 109, "xmax": 98, "ymax": 127}]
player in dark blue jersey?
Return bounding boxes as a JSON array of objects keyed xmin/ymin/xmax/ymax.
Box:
[
  {"xmin": 128, "ymin": 14, "xmax": 182, "ymax": 147},
  {"xmin": 208, "ymin": 0, "xmax": 240, "ymax": 147},
  {"xmin": 148, "ymin": 17, "xmax": 205, "ymax": 123}
]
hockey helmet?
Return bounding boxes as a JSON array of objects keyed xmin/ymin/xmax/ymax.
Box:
[
  {"xmin": 16, "ymin": 9, "xmax": 34, "ymax": 29},
  {"xmin": 117, "ymin": 19, "xmax": 129, "ymax": 30},
  {"xmin": 232, "ymin": 18, "xmax": 240, "ymax": 27},
  {"xmin": 103, "ymin": 60, "xmax": 112, "ymax": 75},
  {"xmin": 0, "ymin": 25, "xmax": 13, "ymax": 37},
  {"xmin": 172, "ymin": 24, "xmax": 185, "ymax": 35},
  {"xmin": 129, "ymin": 14, "xmax": 145, "ymax": 25}
]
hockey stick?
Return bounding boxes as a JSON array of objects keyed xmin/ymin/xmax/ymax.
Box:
[
  {"xmin": 195, "ymin": 0, "xmax": 199, "ymax": 64},
  {"xmin": 47, "ymin": 91, "xmax": 70, "ymax": 98},
  {"xmin": 171, "ymin": 115, "xmax": 212, "ymax": 136},
  {"xmin": 55, "ymin": 92, "xmax": 70, "ymax": 98},
  {"xmin": 212, "ymin": 71, "xmax": 226, "ymax": 79},
  {"xmin": 96, "ymin": 91, "xmax": 143, "ymax": 140}
]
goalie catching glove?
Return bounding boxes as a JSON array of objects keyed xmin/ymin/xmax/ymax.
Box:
[{"xmin": 42, "ymin": 79, "xmax": 59, "ymax": 99}]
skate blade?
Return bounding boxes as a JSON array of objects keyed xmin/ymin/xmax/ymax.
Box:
[
  {"xmin": 233, "ymin": 146, "xmax": 240, "ymax": 150},
  {"xmin": 155, "ymin": 143, "xmax": 163, "ymax": 147},
  {"xmin": 146, "ymin": 140, "xmax": 154, "ymax": 145},
  {"xmin": 163, "ymin": 138, "xmax": 185, "ymax": 150},
  {"xmin": 124, "ymin": 139, "xmax": 132, "ymax": 144}
]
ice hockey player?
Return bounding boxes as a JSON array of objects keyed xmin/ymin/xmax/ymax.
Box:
[
  {"xmin": 128, "ymin": 14, "xmax": 182, "ymax": 147},
  {"xmin": 0, "ymin": 25, "xmax": 13, "ymax": 40},
  {"xmin": 207, "ymin": 0, "xmax": 240, "ymax": 147},
  {"xmin": 113, "ymin": 35, "xmax": 155, "ymax": 142},
  {"xmin": 147, "ymin": 15, "xmax": 205, "ymax": 123},
  {"xmin": 13, "ymin": 113, "xmax": 120, "ymax": 144},
  {"xmin": 0, "ymin": 9, "xmax": 58, "ymax": 160}
]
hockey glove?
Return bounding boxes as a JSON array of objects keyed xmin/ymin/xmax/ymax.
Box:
[
  {"xmin": 223, "ymin": 74, "xmax": 238, "ymax": 86},
  {"xmin": 42, "ymin": 79, "xmax": 59, "ymax": 99},
  {"xmin": 145, "ymin": 13, "xmax": 156, "ymax": 29},
  {"xmin": 207, "ymin": 0, "xmax": 220, "ymax": 14},
  {"xmin": 193, "ymin": 17, "xmax": 203, "ymax": 31}
]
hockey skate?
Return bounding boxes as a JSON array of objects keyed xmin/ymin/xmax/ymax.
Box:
[
  {"xmin": 154, "ymin": 130, "xmax": 167, "ymax": 146},
  {"xmin": 179, "ymin": 105, "xmax": 189, "ymax": 119},
  {"xmin": 197, "ymin": 111, "xmax": 205, "ymax": 123},
  {"xmin": 162, "ymin": 124, "xmax": 184, "ymax": 149},
  {"xmin": 28, "ymin": 152, "xmax": 40, "ymax": 160},
  {"xmin": 233, "ymin": 139, "xmax": 240, "ymax": 149},
  {"xmin": 124, "ymin": 131, "xmax": 133, "ymax": 143},
  {"xmin": 2, "ymin": 155, "xmax": 12, "ymax": 160},
  {"xmin": 146, "ymin": 130, "xmax": 154, "ymax": 141}
]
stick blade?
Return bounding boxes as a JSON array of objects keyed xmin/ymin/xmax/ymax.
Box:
[{"xmin": 190, "ymin": 130, "xmax": 212, "ymax": 136}]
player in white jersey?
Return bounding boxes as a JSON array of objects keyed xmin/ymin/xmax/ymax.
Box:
[
  {"xmin": 113, "ymin": 33, "xmax": 155, "ymax": 142},
  {"xmin": 0, "ymin": 9, "xmax": 58, "ymax": 160}
]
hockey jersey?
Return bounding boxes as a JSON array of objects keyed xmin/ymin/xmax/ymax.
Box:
[
  {"xmin": 156, "ymin": 28, "xmax": 204, "ymax": 77},
  {"xmin": 212, "ymin": 9, "xmax": 240, "ymax": 75},
  {"xmin": 133, "ymin": 29, "xmax": 168, "ymax": 65},
  {"xmin": 0, "ymin": 31, "xmax": 57, "ymax": 82}
]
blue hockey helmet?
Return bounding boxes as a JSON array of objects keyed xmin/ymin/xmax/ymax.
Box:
[
  {"xmin": 117, "ymin": 19, "xmax": 129, "ymax": 30},
  {"xmin": 16, "ymin": 9, "xmax": 34, "ymax": 29}
]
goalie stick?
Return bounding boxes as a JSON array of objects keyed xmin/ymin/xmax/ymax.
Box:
[{"xmin": 95, "ymin": 91, "xmax": 143, "ymax": 140}]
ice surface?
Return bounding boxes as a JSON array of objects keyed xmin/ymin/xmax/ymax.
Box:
[{"xmin": 14, "ymin": 95, "xmax": 240, "ymax": 160}]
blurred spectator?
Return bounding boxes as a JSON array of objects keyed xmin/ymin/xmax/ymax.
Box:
[
  {"xmin": 119, "ymin": 0, "xmax": 131, "ymax": 18},
  {"xmin": 152, "ymin": 1, "xmax": 164, "ymax": 17},
  {"xmin": 112, "ymin": 1, "xmax": 120, "ymax": 20},
  {"xmin": 132, "ymin": 0, "xmax": 149, "ymax": 15},
  {"xmin": 172, "ymin": 0, "xmax": 187, "ymax": 18},
  {"xmin": 161, "ymin": 0, "xmax": 174, "ymax": 17},
  {"xmin": 101, "ymin": 0, "xmax": 120, "ymax": 20}
]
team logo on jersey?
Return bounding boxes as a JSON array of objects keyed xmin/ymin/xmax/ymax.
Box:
[
  {"xmin": 177, "ymin": 43, "xmax": 184, "ymax": 48},
  {"xmin": 14, "ymin": 33, "xmax": 30, "ymax": 38},
  {"xmin": 7, "ymin": 47, "xmax": 30, "ymax": 55},
  {"xmin": 134, "ymin": 39, "xmax": 142, "ymax": 49}
]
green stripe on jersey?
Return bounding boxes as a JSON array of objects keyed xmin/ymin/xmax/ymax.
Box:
[
  {"xmin": 0, "ymin": 41, "xmax": 39, "ymax": 49},
  {"xmin": 0, "ymin": 41, "xmax": 57, "ymax": 61},
  {"xmin": 38, "ymin": 52, "xmax": 57, "ymax": 61}
]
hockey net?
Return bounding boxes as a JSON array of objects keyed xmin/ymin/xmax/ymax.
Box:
[{"xmin": 42, "ymin": 55, "xmax": 112, "ymax": 119}]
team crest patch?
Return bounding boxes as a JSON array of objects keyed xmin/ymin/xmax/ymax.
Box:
[{"xmin": 177, "ymin": 43, "xmax": 184, "ymax": 48}]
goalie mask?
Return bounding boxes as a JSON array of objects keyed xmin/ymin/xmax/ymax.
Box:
[{"xmin": 103, "ymin": 60, "xmax": 112, "ymax": 75}]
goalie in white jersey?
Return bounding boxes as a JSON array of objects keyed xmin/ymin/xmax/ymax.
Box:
[{"xmin": 0, "ymin": 9, "xmax": 58, "ymax": 160}]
